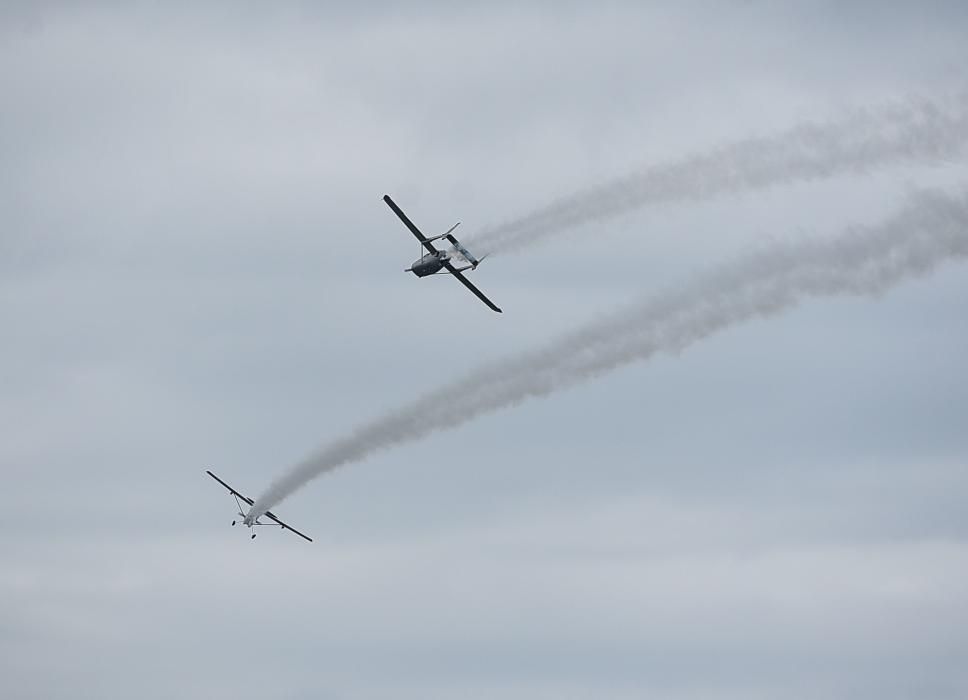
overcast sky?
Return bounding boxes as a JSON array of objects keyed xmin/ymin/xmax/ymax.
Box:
[{"xmin": 2, "ymin": 3, "xmax": 968, "ymax": 699}]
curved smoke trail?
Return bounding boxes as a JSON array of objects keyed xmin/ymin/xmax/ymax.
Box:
[
  {"xmin": 467, "ymin": 92, "xmax": 968, "ymax": 255},
  {"xmin": 249, "ymin": 188, "xmax": 968, "ymax": 519}
]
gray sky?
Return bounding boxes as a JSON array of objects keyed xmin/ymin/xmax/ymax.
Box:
[{"xmin": 2, "ymin": 3, "xmax": 967, "ymax": 699}]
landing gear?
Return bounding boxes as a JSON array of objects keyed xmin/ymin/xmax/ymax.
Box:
[
  {"xmin": 232, "ymin": 520, "xmax": 236, "ymax": 526},
  {"xmin": 251, "ymin": 533, "xmax": 256, "ymax": 540}
]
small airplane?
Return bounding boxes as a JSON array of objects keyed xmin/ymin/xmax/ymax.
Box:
[
  {"xmin": 206, "ymin": 470, "xmax": 312, "ymax": 542},
  {"xmin": 383, "ymin": 194, "xmax": 502, "ymax": 313}
]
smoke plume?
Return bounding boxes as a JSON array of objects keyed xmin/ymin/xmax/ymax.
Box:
[
  {"xmin": 468, "ymin": 93, "xmax": 968, "ymax": 255},
  {"xmin": 249, "ymin": 189, "xmax": 968, "ymax": 519}
]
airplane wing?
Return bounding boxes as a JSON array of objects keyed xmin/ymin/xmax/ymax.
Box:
[
  {"xmin": 383, "ymin": 194, "xmax": 440, "ymax": 255},
  {"xmin": 442, "ymin": 260, "xmax": 503, "ymax": 313},
  {"xmin": 263, "ymin": 510, "xmax": 314, "ymax": 543},
  {"xmin": 206, "ymin": 469, "xmax": 254, "ymax": 506}
]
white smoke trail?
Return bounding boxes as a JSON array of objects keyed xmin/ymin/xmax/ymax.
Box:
[
  {"xmin": 468, "ymin": 92, "xmax": 968, "ymax": 255},
  {"xmin": 249, "ymin": 188, "xmax": 968, "ymax": 519}
]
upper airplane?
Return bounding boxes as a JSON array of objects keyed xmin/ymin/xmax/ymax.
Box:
[{"xmin": 383, "ymin": 194, "xmax": 502, "ymax": 313}]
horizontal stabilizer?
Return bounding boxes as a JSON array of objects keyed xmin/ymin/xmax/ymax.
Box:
[{"xmin": 425, "ymin": 222, "xmax": 461, "ymax": 244}]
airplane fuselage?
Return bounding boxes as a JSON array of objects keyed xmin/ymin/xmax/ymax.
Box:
[{"xmin": 408, "ymin": 251, "xmax": 447, "ymax": 277}]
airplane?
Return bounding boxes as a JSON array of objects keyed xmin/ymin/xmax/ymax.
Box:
[
  {"xmin": 206, "ymin": 470, "xmax": 312, "ymax": 542},
  {"xmin": 383, "ymin": 194, "xmax": 502, "ymax": 313}
]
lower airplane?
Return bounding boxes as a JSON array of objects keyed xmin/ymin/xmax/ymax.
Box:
[
  {"xmin": 383, "ymin": 194, "xmax": 502, "ymax": 313},
  {"xmin": 206, "ymin": 470, "xmax": 312, "ymax": 542}
]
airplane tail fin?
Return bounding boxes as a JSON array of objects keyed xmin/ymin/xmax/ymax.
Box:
[{"xmin": 446, "ymin": 232, "xmax": 483, "ymax": 268}]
